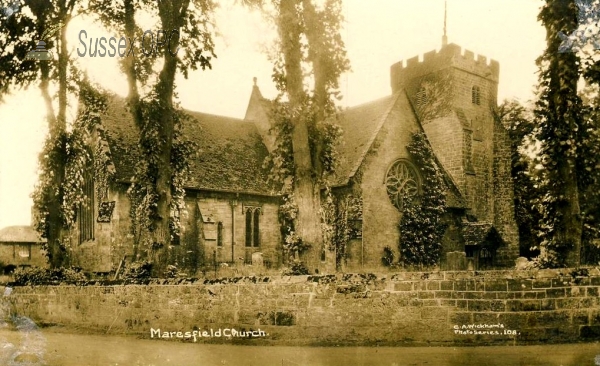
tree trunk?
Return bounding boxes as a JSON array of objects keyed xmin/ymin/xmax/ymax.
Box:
[
  {"xmin": 291, "ymin": 124, "xmax": 323, "ymax": 273},
  {"xmin": 150, "ymin": 57, "xmax": 177, "ymax": 275},
  {"xmin": 279, "ymin": 0, "xmax": 324, "ymax": 273},
  {"xmin": 42, "ymin": 62, "xmax": 67, "ymax": 267},
  {"xmin": 40, "ymin": 2, "xmax": 70, "ymax": 268},
  {"xmin": 122, "ymin": 0, "xmax": 144, "ymax": 261},
  {"xmin": 149, "ymin": 0, "xmax": 189, "ymax": 275},
  {"xmin": 541, "ymin": 0, "xmax": 583, "ymax": 266},
  {"xmin": 123, "ymin": 0, "xmax": 143, "ymax": 129},
  {"xmin": 302, "ymin": 0, "xmax": 336, "ymax": 272},
  {"xmin": 558, "ymin": 160, "xmax": 582, "ymax": 266}
]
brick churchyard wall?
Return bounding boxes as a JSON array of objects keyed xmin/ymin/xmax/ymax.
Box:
[{"xmin": 7, "ymin": 268, "xmax": 600, "ymax": 346}]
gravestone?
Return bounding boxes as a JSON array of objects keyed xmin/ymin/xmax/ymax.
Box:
[{"xmin": 445, "ymin": 251, "xmax": 467, "ymax": 270}]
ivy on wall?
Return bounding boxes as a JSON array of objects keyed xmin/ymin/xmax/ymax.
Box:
[
  {"xmin": 32, "ymin": 78, "xmax": 114, "ymax": 261},
  {"xmin": 320, "ymin": 189, "xmax": 363, "ymax": 270},
  {"xmin": 126, "ymin": 94, "xmax": 197, "ymax": 261},
  {"xmin": 263, "ymin": 98, "xmax": 343, "ymax": 264},
  {"xmin": 398, "ymin": 132, "xmax": 447, "ymax": 268}
]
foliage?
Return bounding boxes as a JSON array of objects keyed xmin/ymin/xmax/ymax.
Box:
[
  {"xmin": 381, "ymin": 246, "xmax": 395, "ymax": 267},
  {"xmin": 263, "ymin": 102, "xmax": 306, "ymax": 259},
  {"xmin": 320, "ymin": 190, "xmax": 362, "ymax": 270},
  {"xmin": 127, "ymin": 96, "xmax": 198, "ymax": 259},
  {"xmin": 281, "ymin": 260, "xmax": 309, "ymax": 276},
  {"xmin": 257, "ymin": 0, "xmax": 348, "ymax": 270},
  {"xmin": 533, "ymin": 0, "xmax": 589, "ymax": 266},
  {"xmin": 398, "ymin": 132, "xmax": 447, "ymax": 268},
  {"xmin": 501, "ymin": 1, "xmax": 600, "ymax": 269},
  {"xmin": 164, "ymin": 265, "xmax": 180, "ymax": 279},
  {"xmin": 12, "ymin": 267, "xmax": 87, "ymax": 286},
  {"xmin": 121, "ymin": 260, "xmax": 153, "ymax": 284},
  {"xmin": 87, "ymin": 0, "xmax": 217, "ymax": 274},
  {"xmin": 32, "ymin": 132, "xmax": 68, "ymax": 240},
  {"xmin": 63, "ymin": 80, "xmax": 111, "ymax": 227},
  {"xmin": 32, "ymin": 78, "xmax": 114, "ymax": 261},
  {"xmin": 2, "ymin": 0, "xmax": 82, "ymax": 267}
]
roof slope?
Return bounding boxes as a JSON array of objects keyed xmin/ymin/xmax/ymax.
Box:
[
  {"xmin": 102, "ymin": 96, "xmax": 273, "ymax": 195},
  {"xmin": 0, "ymin": 226, "xmax": 46, "ymax": 243},
  {"xmin": 331, "ymin": 95, "xmax": 398, "ymax": 187},
  {"xmin": 331, "ymin": 92, "xmax": 465, "ymax": 208},
  {"xmin": 461, "ymin": 222, "xmax": 505, "ymax": 247}
]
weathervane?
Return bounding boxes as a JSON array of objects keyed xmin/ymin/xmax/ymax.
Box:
[{"xmin": 442, "ymin": 0, "xmax": 448, "ymax": 47}]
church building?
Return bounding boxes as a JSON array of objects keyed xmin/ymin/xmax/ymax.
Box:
[{"xmin": 67, "ymin": 38, "xmax": 519, "ymax": 275}]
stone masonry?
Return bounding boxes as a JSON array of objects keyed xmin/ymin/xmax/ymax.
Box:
[{"xmin": 8, "ymin": 268, "xmax": 600, "ymax": 346}]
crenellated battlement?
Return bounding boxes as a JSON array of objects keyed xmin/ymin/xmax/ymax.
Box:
[{"xmin": 391, "ymin": 43, "xmax": 499, "ymax": 92}]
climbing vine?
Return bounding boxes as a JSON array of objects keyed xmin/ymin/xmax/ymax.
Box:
[
  {"xmin": 126, "ymin": 92, "xmax": 197, "ymax": 261},
  {"xmin": 398, "ymin": 132, "xmax": 447, "ymax": 268},
  {"xmin": 320, "ymin": 191, "xmax": 362, "ymax": 270},
  {"xmin": 255, "ymin": 0, "xmax": 349, "ymax": 271},
  {"xmin": 32, "ymin": 130, "xmax": 67, "ymax": 252},
  {"xmin": 263, "ymin": 95, "xmax": 343, "ymax": 264},
  {"xmin": 32, "ymin": 78, "xmax": 114, "ymax": 260},
  {"xmin": 264, "ymin": 101, "xmax": 306, "ymax": 259}
]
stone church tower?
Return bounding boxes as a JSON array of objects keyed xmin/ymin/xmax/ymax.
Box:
[{"xmin": 390, "ymin": 42, "xmax": 519, "ymax": 266}]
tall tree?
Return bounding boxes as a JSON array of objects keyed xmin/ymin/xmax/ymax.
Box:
[
  {"xmin": 264, "ymin": 0, "xmax": 348, "ymax": 272},
  {"xmin": 535, "ymin": 0, "xmax": 585, "ymax": 266},
  {"xmin": 1, "ymin": 0, "xmax": 81, "ymax": 267},
  {"xmin": 88, "ymin": 0, "xmax": 216, "ymax": 274}
]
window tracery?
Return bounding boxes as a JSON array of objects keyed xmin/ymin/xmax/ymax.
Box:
[{"xmin": 385, "ymin": 160, "xmax": 420, "ymax": 211}]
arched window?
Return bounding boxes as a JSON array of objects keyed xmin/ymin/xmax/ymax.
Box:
[
  {"xmin": 78, "ymin": 170, "xmax": 95, "ymax": 244},
  {"xmin": 253, "ymin": 210, "xmax": 260, "ymax": 247},
  {"xmin": 471, "ymin": 86, "xmax": 481, "ymax": 105},
  {"xmin": 217, "ymin": 222, "xmax": 223, "ymax": 247},
  {"xmin": 245, "ymin": 210, "xmax": 252, "ymax": 247},
  {"xmin": 385, "ymin": 160, "xmax": 420, "ymax": 211},
  {"xmin": 244, "ymin": 207, "xmax": 261, "ymax": 247}
]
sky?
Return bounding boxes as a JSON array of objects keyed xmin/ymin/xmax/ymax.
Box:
[{"xmin": 0, "ymin": 0, "xmax": 546, "ymax": 229}]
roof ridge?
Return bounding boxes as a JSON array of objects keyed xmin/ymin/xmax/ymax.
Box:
[
  {"xmin": 184, "ymin": 109, "xmax": 246, "ymax": 122},
  {"xmin": 344, "ymin": 94, "xmax": 395, "ymax": 111}
]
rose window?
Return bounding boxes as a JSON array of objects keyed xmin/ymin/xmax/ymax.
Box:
[{"xmin": 385, "ymin": 160, "xmax": 420, "ymax": 210}]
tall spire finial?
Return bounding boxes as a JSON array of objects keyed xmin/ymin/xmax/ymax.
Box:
[{"xmin": 442, "ymin": 0, "xmax": 448, "ymax": 46}]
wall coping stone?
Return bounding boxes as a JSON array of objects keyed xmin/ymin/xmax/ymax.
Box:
[{"xmin": 7, "ymin": 267, "xmax": 600, "ymax": 287}]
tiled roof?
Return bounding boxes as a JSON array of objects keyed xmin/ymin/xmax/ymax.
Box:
[
  {"xmin": 461, "ymin": 222, "xmax": 504, "ymax": 247},
  {"xmin": 331, "ymin": 95, "xmax": 398, "ymax": 187},
  {"xmin": 0, "ymin": 226, "xmax": 46, "ymax": 243},
  {"xmin": 101, "ymin": 96, "xmax": 274, "ymax": 195},
  {"xmin": 330, "ymin": 92, "xmax": 465, "ymax": 208}
]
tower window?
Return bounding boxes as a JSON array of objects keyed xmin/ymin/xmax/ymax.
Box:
[
  {"xmin": 416, "ymin": 87, "xmax": 427, "ymax": 107},
  {"xmin": 471, "ymin": 86, "xmax": 481, "ymax": 105}
]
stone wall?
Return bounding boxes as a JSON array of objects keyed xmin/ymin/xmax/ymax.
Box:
[
  {"xmin": 69, "ymin": 185, "xmax": 282, "ymax": 275},
  {"xmin": 8, "ymin": 269, "xmax": 600, "ymax": 346},
  {"xmin": 0, "ymin": 243, "xmax": 47, "ymax": 269},
  {"xmin": 358, "ymin": 93, "xmax": 420, "ymax": 270}
]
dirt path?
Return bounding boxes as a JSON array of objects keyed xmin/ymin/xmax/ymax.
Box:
[{"xmin": 0, "ymin": 328, "xmax": 598, "ymax": 366}]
